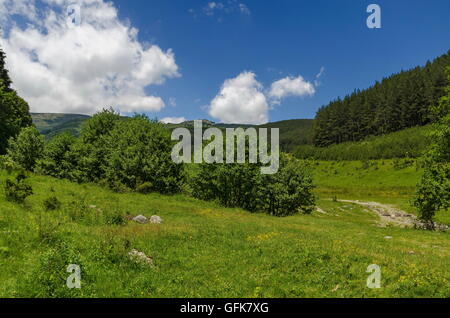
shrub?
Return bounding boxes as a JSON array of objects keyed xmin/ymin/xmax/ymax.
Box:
[
  {"xmin": 105, "ymin": 211, "xmax": 127, "ymax": 226},
  {"xmin": 43, "ymin": 196, "xmax": 62, "ymax": 211},
  {"xmin": 136, "ymin": 182, "xmax": 154, "ymax": 194},
  {"xmin": 5, "ymin": 126, "xmax": 44, "ymax": 171},
  {"xmin": 104, "ymin": 115, "xmax": 184, "ymax": 194},
  {"xmin": 414, "ymin": 67, "xmax": 450, "ymax": 224},
  {"xmin": 191, "ymin": 154, "xmax": 316, "ymax": 216},
  {"xmin": 261, "ymin": 156, "xmax": 315, "ymax": 216},
  {"xmin": 36, "ymin": 132, "xmax": 77, "ymax": 179},
  {"xmin": 4, "ymin": 173, "xmax": 33, "ymax": 203}
]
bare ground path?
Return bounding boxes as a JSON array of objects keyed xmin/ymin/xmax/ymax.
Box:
[{"xmin": 338, "ymin": 200, "xmax": 449, "ymax": 231}]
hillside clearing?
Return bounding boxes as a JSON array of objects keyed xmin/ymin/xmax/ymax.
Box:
[{"xmin": 1, "ymin": 168, "xmax": 450, "ymax": 298}]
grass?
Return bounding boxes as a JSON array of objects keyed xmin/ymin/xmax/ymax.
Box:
[{"xmin": 1, "ymin": 161, "xmax": 450, "ymax": 298}]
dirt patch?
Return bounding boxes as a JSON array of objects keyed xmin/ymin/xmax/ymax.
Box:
[{"xmin": 338, "ymin": 200, "xmax": 449, "ymax": 231}]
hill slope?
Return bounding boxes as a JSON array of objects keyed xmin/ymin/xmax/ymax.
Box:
[
  {"xmin": 313, "ymin": 51, "xmax": 450, "ymax": 147},
  {"xmin": 295, "ymin": 125, "xmax": 432, "ymax": 160},
  {"xmin": 31, "ymin": 113, "xmax": 90, "ymax": 138},
  {"xmin": 32, "ymin": 113, "xmax": 314, "ymax": 151},
  {"xmin": 1, "ymin": 166, "xmax": 449, "ymax": 297}
]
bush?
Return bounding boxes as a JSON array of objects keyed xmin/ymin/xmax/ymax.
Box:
[
  {"xmin": 191, "ymin": 154, "xmax": 316, "ymax": 216},
  {"xmin": 104, "ymin": 115, "xmax": 184, "ymax": 194},
  {"xmin": 105, "ymin": 211, "xmax": 127, "ymax": 226},
  {"xmin": 43, "ymin": 196, "xmax": 62, "ymax": 211},
  {"xmin": 36, "ymin": 132, "xmax": 77, "ymax": 179},
  {"xmin": 414, "ymin": 67, "xmax": 450, "ymax": 224},
  {"xmin": 4, "ymin": 173, "xmax": 33, "ymax": 203},
  {"xmin": 136, "ymin": 182, "xmax": 154, "ymax": 194},
  {"xmin": 261, "ymin": 156, "xmax": 315, "ymax": 216},
  {"xmin": 5, "ymin": 126, "xmax": 44, "ymax": 171},
  {"xmin": 192, "ymin": 162, "xmax": 262, "ymax": 212}
]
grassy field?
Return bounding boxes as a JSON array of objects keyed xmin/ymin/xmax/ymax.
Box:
[{"xmin": 1, "ymin": 160, "xmax": 449, "ymax": 298}]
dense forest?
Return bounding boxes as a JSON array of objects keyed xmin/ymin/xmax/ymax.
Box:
[{"xmin": 313, "ymin": 51, "xmax": 450, "ymax": 147}]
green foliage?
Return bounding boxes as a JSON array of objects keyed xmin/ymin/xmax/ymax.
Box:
[
  {"xmin": 261, "ymin": 156, "xmax": 315, "ymax": 216},
  {"xmin": 191, "ymin": 154, "xmax": 315, "ymax": 216},
  {"xmin": 4, "ymin": 173, "xmax": 33, "ymax": 203},
  {"xmin": 136, "ymin": 182, "xmax": 154, "ymax": 194},
  {"xmin": 32, "ymin": 113, "xmax": 90, "ymax": 139},
  {"xmin": 5, "ymin": 126, "xmax": 44, "ymax": 171},
  {"xmin": 1, "ymin": 170, "xmax": 450, "ymax": 298},
  {"xmin": 313, "ymin": 51, "xmax": 450, "ymax": 147},
  {"xmin": 36, "ymin": 132, "xmax": 77, "ymax": 179},
  {"xmin": 35, "ymin": 110, "xmax": 184, "ymax": 195},
  {"xmin": 295, "ymin": 125, "xmax": 432, "ymax": 161},
  {"xmin": 414, "ymin": 67, "xmax": 450, "ymax": 223},
  {"xmin": 43, "ymin": 196, "xmax": 62, "ymax": 211},
  {"xmin": 103, "ymin": 115, "xmax": 184, "ymax": 194},
  {"xmin": 0, "ymin": 48, "xmax": 33, "ymax": 155}
]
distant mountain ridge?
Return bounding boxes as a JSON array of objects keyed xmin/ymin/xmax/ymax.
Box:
[{"xmin": 31, "ymin": 113, "xmax": 314, "ymax": 151}]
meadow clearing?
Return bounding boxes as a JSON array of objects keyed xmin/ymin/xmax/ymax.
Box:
[{"xmin": 1, "ymin": 159, "xmax": 449, "ymax": 298}]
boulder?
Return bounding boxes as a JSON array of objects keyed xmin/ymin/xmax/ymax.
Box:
[
  {"xmin": 150, "ymin": 215, "xmax": 163, "ymax": 224},
  {"xmin": 132, "ymin": 215, "xmax": 149, "ymax": 224},
  {"xmin": 128, "ymin": 249, "xmax": 154, "ymax": 266}
]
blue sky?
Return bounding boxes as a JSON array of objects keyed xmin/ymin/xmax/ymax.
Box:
[
  {"xmin": 114, "ymin": 0, "xmax": 450, "ymax": 122},
  {"xmin": 1, "ymin": 0, "xmax": 449, "ymax": 123}
]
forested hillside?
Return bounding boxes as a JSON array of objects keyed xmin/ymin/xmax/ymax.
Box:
[
  {"xmin": 34, "ymin": 114, "xmax": 314, "ymax": 152},
  {"xmin": 31, "ymin": 113, "xmax": 90, "ymax": 139},
  {"xmin": 313, "ymin": 51, "xmax": 450, "ymax": 147},
  {"xmin": 294, "ymin": 125, "xmax": 431, "ymax": 161}
]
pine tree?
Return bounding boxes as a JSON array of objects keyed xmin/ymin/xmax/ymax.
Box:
[
  {"xmin": 0, "ymin": 48, "xmax": 12, "ymax": 90},
  {"xmin": 0, "ymin": 47, "xmax": 33, "ymax": 155}
]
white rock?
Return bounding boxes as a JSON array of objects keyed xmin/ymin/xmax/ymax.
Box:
[
  {"xmin": 132, "ymin": 215, "xmax": 149, "ymax": 224},
  {"xmin": 150, "ymin": 215, "xmax": 163, "ymax": 224},
  {"xmin": 128, "ymin": 249, "xmax": 153, "ymax": 266}
]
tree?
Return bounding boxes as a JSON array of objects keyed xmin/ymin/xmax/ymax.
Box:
[
  {"xmin": 36, "ymin": 132, "xmax": 77, "ymax": 179},
  {"xmin": 104, "ymin": 115, "xmax": 184, "ymax": 194},
  {"xmin": 191, "ymin": 153, "xmax": 316, "ymax": 216},
  {"xmin": 414, "ymin": 67, "xmax": 450, "ymax": 227},
  {"xmin": 0, "ymin": 48, "xmax": 32, "ymax": 154},
  {"xmin": 313, "ymin": 51, "xmax": 450, "ymax": 147},
  {"xmin": 6, "ymin": 126, "xmax": 44, "ymax": 171},
  {"xmin": 0, "ymin": 49, "xmax": 12, "ymax": 90}
]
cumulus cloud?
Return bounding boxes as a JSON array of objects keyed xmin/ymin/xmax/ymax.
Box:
[
  {"xmin": 160, "ymin": 117, "xmax": 186, "ymax": 124},
  {"xmin": 268, "ymin": 76, "xmax": 315, "ymax": 101},
  {"xmin": 0, "ymin": 0, "xmax": 180, "ymax": 114},
  {"xmin": 209, "ymin": 72, "xmax": 269, "ymax": 125},
  {"xmin": 209, "ymin": 72, "xmax": 316, "ymax": 124}
]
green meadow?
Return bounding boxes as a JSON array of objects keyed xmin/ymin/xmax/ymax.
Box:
[{"xmin": 1, "ymin": 160, "xmax": 449, "ymax": 298}]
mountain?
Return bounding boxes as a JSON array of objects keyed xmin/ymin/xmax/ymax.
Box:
[
  {"xmin": 32, "ymin": 113, "xmax": 314, "ymax": 151},
  {"xmin": 32, "ymin": 113, "xmax": 90, "ymax": 139}
]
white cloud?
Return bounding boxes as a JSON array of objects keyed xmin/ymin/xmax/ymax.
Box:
[
  {"xmin": 160, "ymin": 117, "xmax": 186, "ymax": 124},
  {"xmin": 268, "ymin": 76, "xmax": 315, "ymax": 101},
  {"xmin": 0, "ymin": 0, "xmax": 180, "ymax": 114},
  {"xmin": 209, "ymin": 72, "xmax": 269, "ymax": 125}
]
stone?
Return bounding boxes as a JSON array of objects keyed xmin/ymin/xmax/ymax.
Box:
[
  {"xmin": 129, "ymin": 249, "xmax": 153, "ymax": 266},
  {"xmin": 150, "ymin": 215, "xmax": 163, "ymax": 224},
  {"xmin": 132, "ymin": 215, "xmax": 149, "ymax": 224}
]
